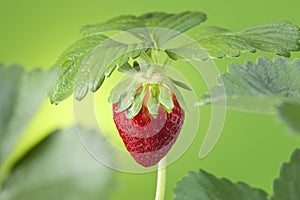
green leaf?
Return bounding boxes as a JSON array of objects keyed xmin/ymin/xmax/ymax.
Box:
[
  {"xmin": 0, "ymin": 127, "xmax": 113, "ymax": 200},
  {"xmin": 117, "ymin": 62, "xmax": 135, "ymax": 73},
  {"xmin": 126, "ymin": 86, "xmax": 147, "ymax": 118},
  {"xmin": 158, "ymin": 85, "xmax": 174, "ymax": 113},
  {"xmin": 73, "ymin": 39, "xmax": 149, "ymax": 100},
  {"xmin": 168, "ymin": 77, "xmax": 192, "ymax": 91},
  {"xmin": 165, "ymin": 50, "xmax": 180, "ymax": 60},
  {"xmin": 196, "ymin": 21, "xmax": 300, "ymax": 58},
  {"xmin": 140, "ymin": 11, "xmax": 206, "ymax": 33},
  {"xmin": 174, "ymin": 169, "xmax": 268, "ymax": 200},
  {"xmin": 201, "ymin": 56, "xmax": 300, "ymax": 113},
  {"xmin": 54, "ymin": 12, "xmax": 299, "ymax": 105},
  {"xmin": 272, "ymin": 148, "xmax": 300, "ymax": 200},
  {"xmin": 108, "ymin": 77, "xmax": 133, "ymax": 104},
  {"xmin": 0, "ymin": 65, "xmax": 56, "ymax": 181},
  {"xmin": 165, "ymin": 78, "xmax": 187, "ymax": 110},
  {"xmin": 117, "ymin": 81, "xmax": 140, "ymax": 112},
  {"xmin": 82, "ymin": 11, "xmax": 207, "ymax": 36},
  {"xmin": 277, "ymin": 102, "xmax": 300, "ymax": 133},
  {"xmin": 105, "ymin": 48, "xmax": 147, "ymax": 77},
  {"xmin": 50, "ymin": 11, "xmax": 207, "ymax": 103},
  {"xmin": 147, "ymin": 85, "xmax": 160, "ymax": 117},
  {"xmin": 48, "ymin": 35, "xmax": 107, "ymax": 104},
  {"xmin": 81, "ymin": 15, "xmax": 145, "ymax": 36}
]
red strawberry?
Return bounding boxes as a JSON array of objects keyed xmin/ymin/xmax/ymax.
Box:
[{"xmin": 112, "ymin": 86, "xmax": 184, "ymax": 167}]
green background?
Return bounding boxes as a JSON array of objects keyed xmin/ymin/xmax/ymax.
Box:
[{"xmin": 1, "ymin": 0, "xmax": 300, "ymax": 199}]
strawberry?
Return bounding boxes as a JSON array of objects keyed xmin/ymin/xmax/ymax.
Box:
[
  {"xmin": 109, "ymin": 62, "xmax": 189, "ymax": 167},
  {"xmin": 112, "ymin": 85, "xmax": 184, "ymax": 167}
]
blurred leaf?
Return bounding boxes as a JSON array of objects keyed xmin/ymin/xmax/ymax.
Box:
[
  {"xmin": 173, "ymin": 149, "xmax": 300, "ymax": 200},
  {"xmin": 272, "ymin": 148, "xmax": 300, "ymax": 200},
  {"xmin": 277, "ymin": 102, "xmax": 300, "ymax": 133},
  {"xmin": 0, "ymin": 65, "xmax": 55, "ymax": 180},
  {"xmin": 174, "ymin": 169, "xmax": 268, "ymax": 200},
  {"xmin": 0, "ymin": 127, "xmax": 113, "ymax": 200},
  {"xmin": 196, "ymin": 21, "xmax": 300, "ymax": 58},
  {"xmin": 201, "ymin": 57, "xmax": 300, "ymax": 114}
]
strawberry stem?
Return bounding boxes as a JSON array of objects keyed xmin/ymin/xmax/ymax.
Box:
[{"xmin": 155, "ymin": 157, "xmax": 167, "ymax": 200}]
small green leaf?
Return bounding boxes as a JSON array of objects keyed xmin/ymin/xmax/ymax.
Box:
[
  {"xmin": 159, "ymin": 85, "xmax": 174, "ymax": 113},
  {"xmin": 147, "ymin": 85, "xmax": 160, "ymax": 117},
  {"xmin": 0, "ymin": 127, "xmax": 113, "ymax": 200},
  {"xmin": 126, "ymin": 86, "xmax": 147, "ymax": 118},
  {"xmin": 196, "ymin": 21, "xmax": 300, "ymax": 58},
  {"xmin": 277, "ymin": 102, "xmax": 300, "ymax": 133},
  {"xmin": 202, "ymin": 57, "xmax": 300, "ymax": 113},
  {"xmin": 168, "ymin": 77, "xmax": 192, "ymax": 91},
  {"xmin": 108, "ymin": 77, "xmax": 133, "ymax": 104},
  {"xmin": 117, "ymin": 81, "xmax": 140, "ymax": 112},
  {"xmin": 174, "ymin": 169, "xmax": 268, "ymax": 200},
  {"xmin": 272, "ymin": 148, "xmax": 300, "ymax": 200},
  {"xmin": 165, "ymin": 78, "xmax": 187, "ymax": 110}
]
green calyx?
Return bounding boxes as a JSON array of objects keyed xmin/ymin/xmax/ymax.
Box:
[
  {"xmin": 109, "ymin": 63, "xmax": 178, "ymax": 119},
  {"xmin": 109, "ymin": 82, "xmax": 175, "ymax": 119}
]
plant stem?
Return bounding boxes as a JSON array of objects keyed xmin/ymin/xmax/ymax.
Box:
[{"xmin": 155, "ymin": 157, "xmax": 167, "ymax": 200}]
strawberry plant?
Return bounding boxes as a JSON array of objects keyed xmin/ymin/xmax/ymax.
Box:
[
  {"xmin": 46, "ymin": 11, "xmax": 300, "ymax": 199},
  {"xmin": 1, "ymin": 9, "xmax": 300, "ymax": 200},
  {"xmin": 48, "ymin": 11, "xmax": 300, "ymax": 165}
]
